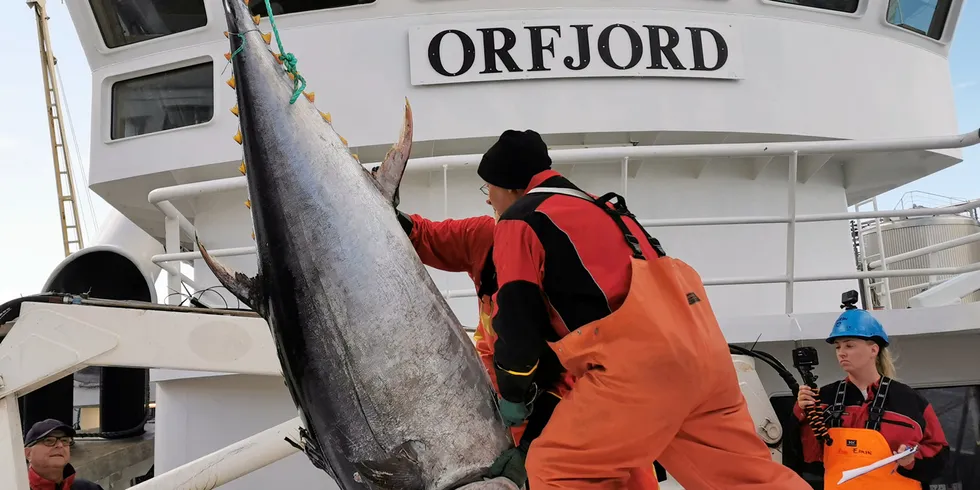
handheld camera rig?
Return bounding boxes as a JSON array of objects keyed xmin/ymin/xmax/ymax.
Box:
[{"xmin": 789, "ymin": 290, "xmax": 860, "ymax": 447}]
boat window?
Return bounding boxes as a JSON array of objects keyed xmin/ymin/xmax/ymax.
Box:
[
  {"xmin": 886, "ymin": 0, "xmax": 953, "ymax": 40},
  {"xmin": 917, "ymin": 385, "xmax": 980, "ymax": 488},
  {"xmin": 89, "ymin": 0, "xmax": 208, "ymax": 49},
  {"xmin": 110, "ymin": 62, "xmax": 214, "ymax": 140},
  {"xmin": 768, "ymin": 0, "xmax": 860, "ymax": 14},
  {"xmin": 770, "ymin": 384, "xmax": 980, "ymax": 488},
  {"xmin": 247, "ymin": 0, "xmax": 376, "ymax": 17}
]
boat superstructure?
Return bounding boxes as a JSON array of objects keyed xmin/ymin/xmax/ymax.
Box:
[{"xmin": 1, "ymin": 0, "xmax": 978, "ymax": 489}]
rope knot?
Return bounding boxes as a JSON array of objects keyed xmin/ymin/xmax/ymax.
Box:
[{"xmin": 281, "ymin": 52, "xmax": 298, "ymax": 72}]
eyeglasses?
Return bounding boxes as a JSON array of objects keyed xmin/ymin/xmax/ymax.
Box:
[
  {"xmin": 34, "ymin": 436, "xmax": 74, "ymax": 448},
  {"xmin": 480, "ymin": 184, "xmax": 489, "ymax": 196}
]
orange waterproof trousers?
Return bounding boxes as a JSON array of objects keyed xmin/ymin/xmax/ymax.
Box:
[{"xmin": 525, "ymin": 256, "xmax": 811, "ymax": 490}]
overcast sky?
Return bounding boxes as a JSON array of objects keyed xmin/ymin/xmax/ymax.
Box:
[{"xmin": 0, "ymin": 3, "xmax": 977, "ymax": 302}]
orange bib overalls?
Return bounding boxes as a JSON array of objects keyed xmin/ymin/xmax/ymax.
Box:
[
  {"xmin": 821, "ymin": 377, "xmax": 920, "ymax": 490},
  {"xmin": 521, "ymin": 188, "xmax": 809, "ymax": 490}
]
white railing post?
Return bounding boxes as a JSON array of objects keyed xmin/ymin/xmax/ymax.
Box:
[
  {"xmin": 871, "ymin": 198, "xmax": 893, "ymax": 309},
  {"xmin": 785, "ymin": 151, "xmax": 798, "ymax": 314},
  {"xmin": 165, "ymin": 216, "xmax": 181, "ymax": 305},
  {"xmin": 128, "ymin": 417, "xmax": 302, "ymax": 490},
  {"xmin": 622, "ymin": 156, "xmax": 629, "ymax": 200},
  {"xmin": 854, "ymin": 203, "xmax": 875, "ymax": 307}
]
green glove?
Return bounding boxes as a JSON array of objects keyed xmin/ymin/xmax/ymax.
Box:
[
  {"xmin": 498, "ymin": 399, "xmax": 529, "ymax": 427},
  {"xmin": 489, "ymin": 447, "xmax": 527, "ymax": 486}
]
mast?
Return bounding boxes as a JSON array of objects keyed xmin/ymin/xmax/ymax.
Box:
[{"xmin": 27, "ymin": 0, "xmax": 84, "ymax": 257}]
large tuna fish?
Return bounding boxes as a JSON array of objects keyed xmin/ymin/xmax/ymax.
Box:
[{"xmin": 197, "ymin": 1, "xmax": 516, "ymax": 489}]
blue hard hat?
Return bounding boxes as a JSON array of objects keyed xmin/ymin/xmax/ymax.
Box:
[{"xmin": 826, "ymin": 309, "xmax": 889, "ymax": 347}]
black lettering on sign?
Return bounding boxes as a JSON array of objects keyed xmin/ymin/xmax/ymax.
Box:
[
  {"xmin": 428, "ymin": 29, "xmax": 476, "ymax": 77},
  {"xmin": 687, "ymin": 27, "xmax": 728, "ymax": 71},
  {"xmin": 477, "ymin": 27, "xmax": 522, "ymax": 74},
  {"xmin": 420, "ymin": 22, "xmax": 734, "ymax": 81},
  {"xmin": 644, "ymin": 25, "xmax": 686, "ymax": 70},
  {"xmin": 525, "ymin": 26, "xmax": 562, "ymax": 72},
  {"xmin": 564, "ymin": 24, "xmax": 593, "ymax": 71},
  {"xmin": 597, "ymin": 24, "xmax": 642, "ymax": 70}
]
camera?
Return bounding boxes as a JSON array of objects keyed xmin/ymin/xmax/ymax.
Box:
[
  {"xmin": 841, "ymin": 289, "xmax": 859, "ymax": 310},
  {"xmin": 793, "ymin": 346, "xmax": 820, "ymax": 389},
  {"xmin": 792, "ymin": 346, "xmax": 819, "ymax": 370}
]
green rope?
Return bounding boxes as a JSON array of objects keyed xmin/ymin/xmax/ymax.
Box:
[
  {"xmin": 230, "ymin": 34, "xmax": 246, "ymax": 60},
  {"xmin": 263, "ymin": 0, "xmax": 306, "ymax": 104}
]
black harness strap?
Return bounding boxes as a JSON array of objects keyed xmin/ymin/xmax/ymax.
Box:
[
  {"xmin": 826, "ymin": 381, "xmax": 849, "ymax": 429},
  {"xmin": 525, "ymin": 187, "xmax": 666, "ymax": 260},
  {"xmin": 825, "ymin": 377, "xmax": 892, "ymax": 431},
  {"xmin": 866, "ymin": 377, "xmax": 892, "ymax": 432}
]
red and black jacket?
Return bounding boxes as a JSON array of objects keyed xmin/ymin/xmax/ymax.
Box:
[
  {"xmin": 29, "ymin": 464, "xmax": 104, "ymax": 490},
  {"xmin": 793, "ymin": 377, "xmax": 950, "ymax": 486},
  {"xmin": 401, "ymin": 212, "xmax": 497, "ymax": 298},
  {"xmin": 490, "ymin": 169, "xmax": 663, "ymax": 400},
  {"xmin": 400, "ymin": 211, "xmax": 568, "ymax": 449},
  {"xmin": 482, "ymin": 169, "xmax": 668, "ymax": 479}
]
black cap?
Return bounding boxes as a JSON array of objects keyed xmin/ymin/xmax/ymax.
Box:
[
  {"xmin": 24, "ymin": 419, "xmax": 75, "ymax": 447},
  {"xmin": 477, "ymin": 129, "xmax": 552, "ymax": 190}
]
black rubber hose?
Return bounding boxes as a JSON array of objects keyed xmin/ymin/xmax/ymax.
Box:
[{"xmin": 728, "ymin": 344, "xmax": 802, "ymax": 396}]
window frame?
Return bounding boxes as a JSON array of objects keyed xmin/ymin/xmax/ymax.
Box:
[
  {"xmin": 760, "ymin": 0, "xmax": 866, "ymax": 18},
  {"xmin": 881, "ymin": 0, "xmax": 956, "ymax": 43},
  {"xmin": 247, "ymin": 0, "xmax": 378, "ymax": 20},
  {"xmin": 88, "ymin": 0, "xmax": 211, "ymax": 52},
  {"xmin": 105, "ymin": 57, "xmax": 216, "ymax": 143}
]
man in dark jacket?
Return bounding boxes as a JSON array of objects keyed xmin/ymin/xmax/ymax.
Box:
[{"xmin": 24, "ymin": 419, "xmax": 104, "ymax": 490}]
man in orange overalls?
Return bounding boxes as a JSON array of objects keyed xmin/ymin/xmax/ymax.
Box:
[
  {"xmin": 393, "ymin": 203, "xmax": 664, "ymax": 489},
  {"xmin": 480, "ymin": 129, "xmax": 811, "ymax": 489}
]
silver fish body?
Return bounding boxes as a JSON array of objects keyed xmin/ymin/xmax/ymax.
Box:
[{"xmin": 199, "ymin": 1, "xmax": 515, "ymax": 489}]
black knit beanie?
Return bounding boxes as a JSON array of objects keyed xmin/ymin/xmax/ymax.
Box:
[{"xmin": 477, "ymin": 129, "xmax": 552, "ymax": 190}]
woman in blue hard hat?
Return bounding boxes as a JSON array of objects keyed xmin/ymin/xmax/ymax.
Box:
[{"xmin": 794, "ymin": 300, "xmax": 950, "ymax": 489}]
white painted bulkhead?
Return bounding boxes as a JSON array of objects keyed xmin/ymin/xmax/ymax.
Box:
[
  {"xmin": 53, "ymin": 0, "xmax": 974, "ymax": 488},
  {"xmin": 65, "ymin": 0, "xmax": 965, "ymax": 240}
]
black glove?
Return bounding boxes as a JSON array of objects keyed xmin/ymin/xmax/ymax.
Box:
[
  {"xmin": 396, "ymin": 210, "xmax": 413, "ymax": 235},
  {"xmin": 489, "ymin": 446, "xmax": 527, "ymax": 487}
]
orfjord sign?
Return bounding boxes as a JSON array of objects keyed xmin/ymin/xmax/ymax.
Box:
[{"xmin": 408, "ymin": 18, "xmax": 742, "ymax": 86}]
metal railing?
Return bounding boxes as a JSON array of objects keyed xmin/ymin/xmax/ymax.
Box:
[{"xmin": 148, "ymin": 127, "xmax": 980, "ymax": 314}]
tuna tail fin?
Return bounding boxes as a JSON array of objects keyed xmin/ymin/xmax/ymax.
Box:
[
  {"xmin": 370, "ymin": 98, "xmax": 413, "ymax": 207},
  {"xmin": 196, "ymin": 235, "xmax": 264, "ymax": 315},
  {"xmin": 353, "ymin": 440, "xmax": 425, "ymax": 490}
]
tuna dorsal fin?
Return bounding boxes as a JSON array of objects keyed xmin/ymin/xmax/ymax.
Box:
[
  {"xmin": 371, "ymin": 98, "xmax": 413, "ymax": 206},
  {"xmin": 353, "ymin": 440, "xmax": 424, "ymax": 490},
  {"xmin": 196, "ymin": 235, "xmax": 263, "ymax": 315}
]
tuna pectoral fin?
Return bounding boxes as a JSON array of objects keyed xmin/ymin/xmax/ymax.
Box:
[
  {"xmin": 455, "ymin": 477, "xmax": 522, "ymax": 490},
  {"xmin": 353, "ymin": 441, "xmax": 424, "ymax": 490},
  {"xmin": 371, "ymin": 98, "xmax": 413, "ymax": 207},
  {"xmin": 196, "ymin": 235, "xmax": 263, "ymax": 314}
]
